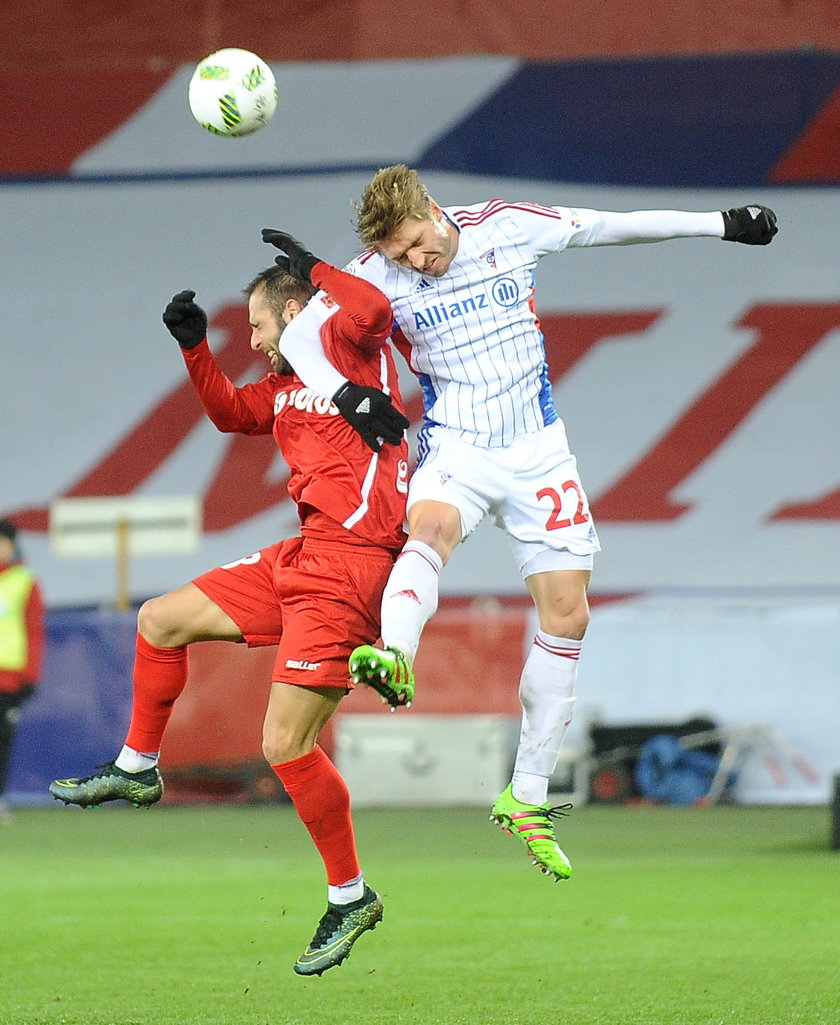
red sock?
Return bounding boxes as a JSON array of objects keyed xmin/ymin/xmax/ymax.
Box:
[
  {"xmin": 272, "ymin": 747, "xmax": 360, "ymax": 886},
  {"xmin": 124, "ymin": 634, "xmax": 189, "ymax": 753}
]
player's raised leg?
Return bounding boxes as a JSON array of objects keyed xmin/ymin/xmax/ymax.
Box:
[
  {"xmin": 350, "ymin": 507, "xmax": 454, "ymax": 708},
  {"xmin": 50, "ymin": 584, "xmax": 239, "ymax": 808},
  {"xmin": 349, "ymin": 643, "xmax": 415, "ymax": 708}
]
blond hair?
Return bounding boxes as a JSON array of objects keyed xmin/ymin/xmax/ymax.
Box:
[{"xmin": 353, "ymin": 164, "xmax": 432, "ymax": 247}]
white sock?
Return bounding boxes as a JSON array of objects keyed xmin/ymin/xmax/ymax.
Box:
[
  {"xmin": 511, "ymin": 769, "xmax": 551, "ymax": 807},
  {"xmin": 511, "ymin": 631, "xmax": 581, "ymax": 803},
  {"xmin": 115, "ymin": 745, "xmax": 159, "ymax": 773},
  {"xmin": 329, "ymin": 872, "xmax": 364, "ymax": 905},
  {"xmin": 380, "ymin": 540, "xmax": 442, "ymax": 663}
]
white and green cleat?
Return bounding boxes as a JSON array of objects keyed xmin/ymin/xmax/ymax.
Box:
[
  {"xmin": 491, "ymin": 783, "xmax": 573, "ymax": 881},
  {"xmin": 348, "ymin": 645, "xmax": 415, "ymax": 710}
]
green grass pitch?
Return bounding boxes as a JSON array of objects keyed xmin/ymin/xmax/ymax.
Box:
[{"xmin": 1, "ymin": 802, "xmax": 837, "ymax": 1025}]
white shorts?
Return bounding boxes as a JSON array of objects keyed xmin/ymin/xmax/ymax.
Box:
[{"xmin": 410, "ymin": 420, "xmax": 600, "ymax": 578}]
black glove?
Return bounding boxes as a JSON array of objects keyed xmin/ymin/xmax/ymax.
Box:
[
  {"xmin": 261, "ymin": 228, "xmax": 321, "ymax": 284},
  {"xmin": 332, "ymin": 380, "xmax": 410, "ymax": 453},
  {"xmin": 162, "ymin": 290, "xmax": 208, "ymax": 350},
  {"xmin": 721, "ymin": 205, "xmax": 778, "ymax": 245}
]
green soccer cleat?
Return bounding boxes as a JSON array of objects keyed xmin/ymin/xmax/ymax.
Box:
[
  {"xmin": 490, "ymin": 783, "xmax": 573, "ymax": 881},
  {"xmin": 348, "ymin": 645, "xmax": 415, "ymax": 710},
  {"xmin": 293, "ymin": 885, "xmax": 383, "ymax": 977},
  {"xmin": 49, "ymin": 761, "xmax": 163, "ymax": 809}
]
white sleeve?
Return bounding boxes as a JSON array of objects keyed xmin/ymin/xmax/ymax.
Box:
[
  {"xmin": 277, "ymin": 292, "xmax": 346, "ymax": 398},
  {"xmin": 570, "ymin": 208, "xmax": 726, "ymax": 247}
]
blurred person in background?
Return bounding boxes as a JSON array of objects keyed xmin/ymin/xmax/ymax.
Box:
[
  {"xmin": 264, "ymin": 166, "xmax": 778, "ymax": 882},
  {"xmin": 50, "ymin": 257, "xmax": 408, "ymax": 976},
  {"xmin": 0, "ymin": 517, "xmax": 45, "ymax": 822}
]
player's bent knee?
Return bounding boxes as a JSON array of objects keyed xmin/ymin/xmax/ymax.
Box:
[
  {"xmin": 137, "ymin": 595, "xmax": 184, "ymax": 647},
  {"xmin": 540, "ymin": 602, "xmax": 590, "ymax": 640},
  {"xmin": 567, "ymin": 604, "xmax": 591, "ymax": 639},
  {"xmin": 262, "ymin": 731, "xmax": 313, "ymax": 766},
  {"xmin": 407, "ymin": 501, "xmax": 462, "ymax": 559},
  {"xmin": 137, "ymin": 597, "xmax": 165, "ymax": 645}
]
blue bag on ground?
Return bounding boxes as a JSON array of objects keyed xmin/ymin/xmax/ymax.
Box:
[{"xmin": 634, "ymin": 733, "xmax": 721, "ymax": 805}]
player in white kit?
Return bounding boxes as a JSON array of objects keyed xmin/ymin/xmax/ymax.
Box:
[{"xmin": 263, "ymin": 168, "xmax": 777, "ymax": 880}]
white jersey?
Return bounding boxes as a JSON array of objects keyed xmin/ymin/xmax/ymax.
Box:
[
  {"xmin": 347, "ymin": 201, "xmax": 724, "ymax": 448},
  {"xmin": 347, "ymin": 201, "xmax": 602, "ymax": 447},
  {"xmin": 278, "ymin": 201, "xmax": 723, "ymax": 449}
]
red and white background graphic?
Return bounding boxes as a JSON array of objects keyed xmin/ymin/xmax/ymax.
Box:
[
  {"xmin": 2, "ymin": 3, "xmax": 839, "ymax": 802},
  {"xmin": 4, "ymin": 175, "xmax": 837, "ymax": 603}
]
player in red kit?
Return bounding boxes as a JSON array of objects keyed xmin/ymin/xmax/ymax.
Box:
[{"xmin": 50, "ymin": 253, "xmax": 409, "ymax": 977}]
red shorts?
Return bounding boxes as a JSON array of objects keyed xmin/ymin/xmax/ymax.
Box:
[{"xmin": 192, "ymin": 536, "xmax": 396, "ymax": 691}]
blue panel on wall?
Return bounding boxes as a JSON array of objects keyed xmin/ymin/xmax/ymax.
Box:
[
  {"xmin": 7, "ymin": 608, "xmax": 136, "ymax": 804},
  {"xmin": 418, "ymin": 51, "xmax": 840, "ymax": 187}
]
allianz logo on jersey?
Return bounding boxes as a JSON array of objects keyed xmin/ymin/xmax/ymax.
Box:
[
  {"xmin": 410, "ymin": 276, "xmax": 521, "ymax": 329},
  {"xmin": 274, "ymin": 387, "xmax": 340, "ymax": 417}
]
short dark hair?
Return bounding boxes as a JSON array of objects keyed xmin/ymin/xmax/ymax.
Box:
[
  {"xmin": 0, "ymin": 519, "xmax": 17, "ymax": 543},
  {"xmin": 242, "ymin": 266, "xmax": 315, "ymax": 317}
]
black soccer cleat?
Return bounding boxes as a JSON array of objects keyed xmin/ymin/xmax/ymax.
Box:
[
  {"xmin": 49, "ymin": 761, "xmax": 163, "ymax": 808},
  {"xmin": 293, "ymin": 885, "xmax": 383, "ymax": 976}
]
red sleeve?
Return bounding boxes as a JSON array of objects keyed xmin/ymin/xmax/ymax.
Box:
[
  {"xmin": 310, "ymin": 262, "xmax": 393, "ymax": 352},
  {"xmin": 23, "ymin": 579, "xmax": 44, "ymax": 683},
  {"xmin": 181, "ymin": 339, "xmax": 275, "ymax": 435}
]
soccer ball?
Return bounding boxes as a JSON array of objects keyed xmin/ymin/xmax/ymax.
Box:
[{"xmin": 188, "ymin": 48, "xmax": 277, "ymax": 137}]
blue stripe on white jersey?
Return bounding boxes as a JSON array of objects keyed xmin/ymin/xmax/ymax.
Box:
[
  {"xmin": 537, "ymin": 352, "xmax": 559, "ymax": 428},
  {"xmin": 414, "ymin": 421, "xmax": 433, "ymax": 469},
  {"xmin": 416, "ymin": 370, "xmax": 439, "ymax": 419},
  {"xmin": 349, "ymin": 200, "xmax": 601, "ymax": 447}
]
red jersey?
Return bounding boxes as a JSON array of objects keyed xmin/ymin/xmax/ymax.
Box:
[{"xmin": 181, "ymin": 266, "xmax": 408, "ymax": 552}]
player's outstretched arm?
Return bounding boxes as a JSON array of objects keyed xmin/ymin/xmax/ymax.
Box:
[
  {"xmin": 262, "ymin": 227, "xmax": 393, "ymax": 336},
  {"xmin": 721, "ymin": 205, "xmax": 778, "ymax": 245},
  {"xmin": 162, "ymin": 290, "xmax": 265, "ymax": 434},
  {"xmin": 311, "ymin": 263, "xmax": 393, "ymax": 342},
  {"xmin": 261, "ymin": 228, "xmax": 321, "ymax": 283},
  {"xmin": 583, "ymin": 206, "xmax": 778, "ymax": 246},
  {"xmin": 262, "ymin": 227, "xmax": 393, "ymax": 340},
  {"xmin": 162, "ymin": 289, "xmax": 207, "ymax": 348}
]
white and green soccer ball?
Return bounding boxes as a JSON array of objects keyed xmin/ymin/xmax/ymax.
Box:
[{"xmin": 188, "ymin": 48, "xmax": 277, "ymax": 137}]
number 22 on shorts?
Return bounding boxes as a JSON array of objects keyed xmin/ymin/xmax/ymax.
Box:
[{"xmin": 537, "ymin": 480, "xmax": 589, "ymax": 531}]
